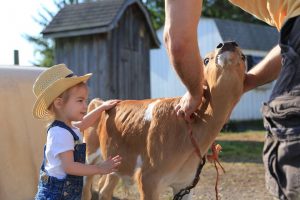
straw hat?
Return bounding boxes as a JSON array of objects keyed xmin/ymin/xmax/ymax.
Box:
[{"xmin": 32, "ymin": 64, "xmax": 92, "ymax": 120}]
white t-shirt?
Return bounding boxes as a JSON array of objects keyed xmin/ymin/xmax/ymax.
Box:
[{"xmin": 44, "ymin": 125, "xmax": 83, "ymax": 179}]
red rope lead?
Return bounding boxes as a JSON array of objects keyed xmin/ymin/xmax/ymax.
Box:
[
  {"xmin": 187, "ymin": 122, "xmax": 202, "ymax": 158},
  {"xmin": 186, "ymin": 121, "xmax": 225, "ymax": 200},
  {"xmin": 207, "ymin": 142, "xmax": 225, "ymax": 200}
]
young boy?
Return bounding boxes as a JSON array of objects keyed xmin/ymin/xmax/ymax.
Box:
[{"xmin": 33, "ymin": 64, "xmax": 121, "ymax": 200}]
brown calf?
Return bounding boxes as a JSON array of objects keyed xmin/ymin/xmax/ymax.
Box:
[{"xmin": 83, "ymin": 42, "xmax": 246, "ymax": 200}]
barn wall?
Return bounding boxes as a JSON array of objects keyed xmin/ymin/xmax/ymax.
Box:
[
  {"xmin": 109, "ymin": 4, "xmax": 151, "ymax": 100},
  {"xmin": 231, "ymin": 83, "xmax": 274, "ymax": 120},
  {"xmin": 55, "ymin": 34, "xmax": 114, "ymax": 100},
  {"xmin": 150, "ymin": 18, "xmax": 222, "ymax": 98},
  {"xmin": 54, "ymin": 5, "xmax": 151, "ymax": 100}
]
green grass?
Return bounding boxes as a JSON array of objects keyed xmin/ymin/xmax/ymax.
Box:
[
  {"xmin": 216, "ymin": 140, "xmax": 264, "ymax": 163},
  {"xmin": 214, "ymin": 131, "xmax": 266, "ymax": 163}
]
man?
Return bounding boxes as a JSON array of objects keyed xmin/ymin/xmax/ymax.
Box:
[{"xmin": 164, "ymin": 0, "xmax": 300, "ymax": 199}]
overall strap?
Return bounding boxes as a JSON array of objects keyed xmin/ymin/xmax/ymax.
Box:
[
  {"xmin": 41, "ymin": 120, "xmax": 79, "ymax": 171},
  {"xmin": 41, "ymin": 145, "xmax": 47, "ymax": 171},
  {"xmin": 48, "ymin": 120, "xmax": 79, "ymax": 141},
  {"xmin": 41, "ymin": 120, "xmax": 80, "ymax": 171}
]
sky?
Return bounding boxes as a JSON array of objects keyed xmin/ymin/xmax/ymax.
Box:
[{"xmin": 0, "ymin": 0, "xmax": 58, "ymax": 66}]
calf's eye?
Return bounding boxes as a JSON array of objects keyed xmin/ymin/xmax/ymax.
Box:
[
  {"xmin": 203, "ymin": 58, "xmax": 209, "ymax": 66},
  {"xmin": 241, "ymin": 54, "xmax": 246, "ymax": 61}
]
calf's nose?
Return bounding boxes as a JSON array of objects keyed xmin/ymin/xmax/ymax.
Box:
[{"xmin": 217, "ymin": 41, "xmax": 238, "ymax": 52}]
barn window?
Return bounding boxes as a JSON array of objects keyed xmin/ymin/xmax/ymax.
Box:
[{"xmin": 246, "ymin": 55, "xmax": 263, "ymax": 71}]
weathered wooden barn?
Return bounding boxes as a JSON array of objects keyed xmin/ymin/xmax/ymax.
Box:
[{"xmin": 43, "ymin": 0, "xmax": 160, "ymax": 100}]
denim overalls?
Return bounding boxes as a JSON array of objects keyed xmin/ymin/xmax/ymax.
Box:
[
  {"xmin": 262, "ymin": 16, "xmax": 300, "ymax": 200},
  {"xmin": 35, "ymin": 120, "xmax": 86, "ymax": 200}
]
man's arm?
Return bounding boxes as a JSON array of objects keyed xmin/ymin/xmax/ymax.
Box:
[
  {"xmin": 164, "ymin": 0, "xmax": 204, "ymax": 121},
  {"xmin": 244, "ymin": 45, "xmax": 282, "ymax": 92}
]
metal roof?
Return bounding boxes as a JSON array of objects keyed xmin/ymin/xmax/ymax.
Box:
[{"xmin": 214, "ymin": 18, "xmax": 279, "ymax": 51}]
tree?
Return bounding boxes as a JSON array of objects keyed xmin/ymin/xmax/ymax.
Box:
[
  {"xmin": 24, "ymin": 0, "xmax": 96, "ymax": 67},
  {"xmin": 142, "ymin": 0, "xmax": 263, "ymax": 31},
  {"xmin": 202, "ymin": 0, "xmax": 263, "ymax": 24},
  {"xmin": 143, "ymin": 0, "xmax": 165, "ymax": 30}
]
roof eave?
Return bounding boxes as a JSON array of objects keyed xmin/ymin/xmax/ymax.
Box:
[{"xmin": 42, "ymin": 24, "xmax": 114, "ymax": 38}]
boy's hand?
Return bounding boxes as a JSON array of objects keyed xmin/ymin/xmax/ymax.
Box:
[
  {"xmin": 99, "ymin": 155, "xmax": 122, "ymax": 174},
  {"xmin": 102, "ymin": 99, "xmax": 121, "ymax": 111}
]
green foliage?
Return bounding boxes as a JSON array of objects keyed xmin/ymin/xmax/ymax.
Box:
[
  {"xmin": 143, "ymin": 0, "xmax": 165, "ymax": 30},
  {"xmin": 203, "ymin": 0, "xmax": 263, "ymax": 24},
  {"xmin": 23, "ymin": 35, "xmax": 54, "ymax": 67},
  {"xmin": 25, "ymin": 0, "xmax": 93, "ymax": 67},
  {"xmin": 142, "ymin": 0, "xmax": 264, "ymax": 31}
]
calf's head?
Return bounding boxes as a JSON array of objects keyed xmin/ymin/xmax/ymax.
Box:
[{"xmin": 203, "ymin": 42, "xmax": 246, "ymax": 106}]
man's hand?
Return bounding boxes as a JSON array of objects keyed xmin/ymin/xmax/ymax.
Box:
[
  {"xmin": 175, "ymin": 91, "xmax": 202, "ymax": 122},
  {"xmin": 243, "ymin": 45, "xmax": 282, "ymax": 93}
]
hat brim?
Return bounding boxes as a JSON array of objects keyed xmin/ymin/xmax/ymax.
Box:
[{"xmin": 33, "ymin": 73, "xmax": 92, "ymax": 120}]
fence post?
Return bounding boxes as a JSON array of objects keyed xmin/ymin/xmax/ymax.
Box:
[{"xmin": 14, "ymin": 50, "xmax": 19, "ymax": 65}]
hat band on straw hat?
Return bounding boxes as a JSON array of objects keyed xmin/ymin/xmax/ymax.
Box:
[{"xmin": 65, "ymin": 73, "xmax": 74, "ymax": 78}]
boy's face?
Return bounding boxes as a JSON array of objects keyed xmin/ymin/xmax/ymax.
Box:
[{"xmin": 62, "ymin": 85, "xmax": 89, "ymax": 122}]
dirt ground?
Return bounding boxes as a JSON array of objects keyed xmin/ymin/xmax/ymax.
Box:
[
  {"xmin": 191, "ymin": 162, "xmax": 274, "ymax": 200},
  {"xmin": 98, "ymin": 163, "xmax": 274, "ymax": 200},
  {"xmin": 92, "ymin": 132, "xmax": 276, "ymax": 200}
]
